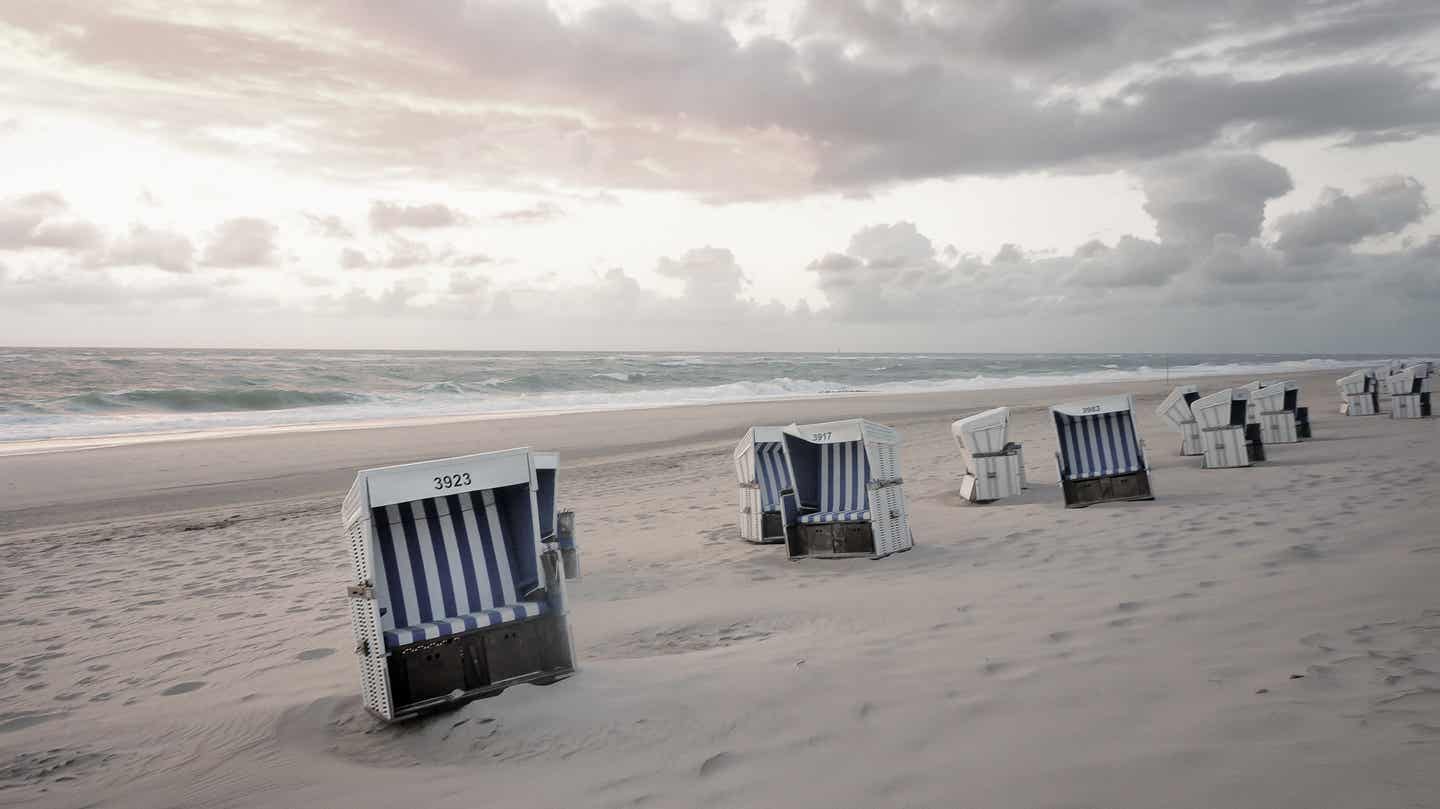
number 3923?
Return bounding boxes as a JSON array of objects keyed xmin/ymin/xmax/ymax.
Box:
[{"xmin": 433, "ymin": 472, "xmax": 472, "ymax": 490}]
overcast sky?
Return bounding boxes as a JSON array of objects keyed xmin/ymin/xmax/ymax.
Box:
[{"xmin": 1, "ymin": 0, "xmax": 1438, "ymax": 352}]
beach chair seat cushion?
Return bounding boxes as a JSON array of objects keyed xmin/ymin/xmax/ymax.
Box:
[
  {"xmin": 384, "ymin": 601, "xmax": 548, "ymax": 649},
  {"xmin": 798, "ymin": 509, "xmax": 872, "ymax": 524}
]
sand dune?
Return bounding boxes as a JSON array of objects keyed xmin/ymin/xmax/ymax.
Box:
[{"xmin": 2, "ymin": 369, "xmax": 1438, "ymax": 808}]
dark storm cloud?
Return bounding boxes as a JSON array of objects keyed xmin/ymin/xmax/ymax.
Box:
[
  {"xmin": 804, "ymin": 158, "xmax": 1435, "ymax": 320},
  {"xmin": 8, "ymin": 1, "xmax": 1437, "ymax": 196},
  {"xmin": 1141, "ymin": 154, "xmax": 1294, "ymax": 246},
  {"xmin": 1274, "ymin": 177, "xmax": 1430, "ymax": 252}
]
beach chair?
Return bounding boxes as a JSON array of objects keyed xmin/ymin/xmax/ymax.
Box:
[
  {"xmin": 951, "ymin": 407, "xmax": 1026, "ymax": 503},
  {"xmin": 1155, "ymin": 385, "xmax": 1204, "ymax": 456},
  {"xmin": 1337, "ymin": 370, "xmax": 1379, "ymax": 416},
  {"xmin": 1251, "ymin": 380, "xmax": 1311, "ymax": 443},
  {"xmin": 534, "ymin": 451, "xmax": 579, "ymax": 579},
  {"xmin": 1240, "ymin": 380, "xmax": 1265, "ymax": 424},
  {"xmin": 1050, "ymin": 395, "xmax": 1154, "ymax": 507},
  {"xmin": 1192, "ymin": 388, "xmax": 1266, "ymax": 468},
  {"xmin": 778, "ymin": 419, "xmax": 913, "ymax": 559},
  {"xmin": 733, "ymin": 427, "xmax": 792, "ymax": 544},
  {"xmin": 342, "ymin": 448, "xmax": 576, "ymax": 721},
  {"xmin": 1386, "ymin": 368, "xmax": 1433, "ymax": 419}
]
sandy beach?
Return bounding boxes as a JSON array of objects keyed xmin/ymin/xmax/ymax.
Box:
[{"xmin": 2, "ymin": 367, "xmax": 1438, "ymax": 809}]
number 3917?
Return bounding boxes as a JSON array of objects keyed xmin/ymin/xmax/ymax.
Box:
[{"xmin": 433, "ymin": 472, "xmax": 472, "ymax": 490}]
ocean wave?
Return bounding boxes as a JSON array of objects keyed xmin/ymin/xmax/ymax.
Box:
[
  {"xmin": 1, "ymin": 352, "xmax": 1424, "ymax": 445},
  {"xmin": 56, "ymin": 388, "xmax": 366, "ymax": 413}
]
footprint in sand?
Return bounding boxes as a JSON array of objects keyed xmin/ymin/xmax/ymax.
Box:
[
  {"xmin": 697, "ymin": 751, "xmax": 739, "ymax": 778},
  {"xmin": 161, "ymin": 681, "xmax": 206, "ymax": 696},
  {"xmin": 297, "ymin": 648, "xmax": 335, "ymax": 661}
]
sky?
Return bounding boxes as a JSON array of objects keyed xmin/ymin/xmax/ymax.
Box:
[{"xmin": 1, "ymin": 0, "xmax": 1438, "ymax": 353}]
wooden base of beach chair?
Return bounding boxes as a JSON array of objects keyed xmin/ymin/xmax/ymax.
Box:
[
  {"xmin": 384, "ymin": 613, "xmax": 575, "ymax": 721},
  {"xmin": 788, "ymin": 521, "xmax": 876, "ymax": 559},
  {"xmin": 1060, "ymin": 471, "xmax": 1154, "ymax": 508},
  {"xmin": 743, "ymin": 512, "xmax": 786, "ymax": 545}
]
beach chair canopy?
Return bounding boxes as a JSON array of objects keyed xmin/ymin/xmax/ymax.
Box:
[
  {"xmin": 782, "ymin": 419, "xmax": 882, "ymax": 524},
  {"xmin": 1405, "ymin": 361, "xmax": 1433, "ymax": 378},
  {"xmin": 1252, "ymin": 380, "xmax": 1299, "ymax": 414},
  {"xmin": 351, "ymin": 449, "xmax": 546, "ymax": 650},
  {"xmin": 1156, "ymin": 385, "xmax": 1201, "ymax": 429},
  {"xmin": 1336, "ymin": 370, "xmax": 1372, "ymax": 395},
  {"xmin": 951, "ymin": 407, "xmax": 1011, "ymax": 454},
  {"xmin": 750, "ymin": 427, "xmax": 795, "ymax": 511},
  {"xmin": 1193, "ymin": 388, "xmax": 1248, "ymax": 429},
  {"xmin": 1385, "ymin": 368, "xmax": 1421, "ymax": 396},
  {"xmin": 1050, "ymin": 395, "xmax": 1144, "ymax": 482}
]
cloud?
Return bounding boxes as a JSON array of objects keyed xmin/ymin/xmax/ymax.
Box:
[
  {"xmin": 369, "ymin": 200, "xmax": 469, "ymax": 231},
  {"xmin": 1275, "ymin": 176, "xmax": 1430, "ymax": 253},
  {"xmin": 11, "ymin": 2, "xmax": 1440, "ymax": 197},
  {"xmin": 1141, "ymin": 154, "xmax": 1294, "ymax": 246},
  {"xmin": 104, "ymin": 224, "xmax": 196, "ymax": 273},
  {"xmin": 201, "ymin": 217, "xmax": 280, "ymax": 268},
  {"xmin": 802, "ymin": 156, "xmax": 1438, "ymax": 322},
  {"xmin": 339, "ymin": 238, "xmax": 492, "ymax": 270},
  {"xmin": 495, "ymin": 202, "xmax": 564, "ymax": 224},
  {"xmin": 0, "ymin": 192, "xmax": 104, "ymax": 251},
  {"xmin": 305, "ymin": 213, "xmax": 354, "ymax": 239},
  {"xmin": 655, "ymin": 246, "xmax": 749, "ymax": 304}
]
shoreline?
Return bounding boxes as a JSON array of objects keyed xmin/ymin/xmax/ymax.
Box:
[
  {"xmin": 0, "ymin": 367, "xmax": 1352, "ymax": 535},
  {"xmin": 0, "ymin": 357, "xmax": 1396, "ymax": 457}
]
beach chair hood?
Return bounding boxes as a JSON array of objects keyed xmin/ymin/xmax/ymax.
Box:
[{"xmin": 951, "ymin": 407, "xmax": 1011, "ymax": 455}]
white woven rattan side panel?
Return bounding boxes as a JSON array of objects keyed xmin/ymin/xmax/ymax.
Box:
[
  {"xmin": 1392, "ymin": 394, "xmax": 1425, "ymax": 419},
  {"xmin": 346, "ymin": 516, "xmax": 392, "ymax": 720},
  {"xmin": 1180, "ymin": 423, "xmax": 1203, "ymax": 456},
  {"xmin": 1201, "ymin": 426, "xmax": 1249, "ymax": 469},
  {"xmin": 735, "ymin": 444, "xmax": 761, "ymax": 541},
  {"xmin": 1259, "ymin": 413, "xmax": 1299, "ymax": 444}
]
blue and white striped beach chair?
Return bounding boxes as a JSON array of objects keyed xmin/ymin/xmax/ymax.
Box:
[
  {"xmin": 734, "ymin": 427, "xmax": 794, "ymax": 544},
  {"xmin": 1050, "ymin": 395, "xmax": 1155, "ymax": 508},
  {"xmin": 342, "ymin": 447, "xmax": 576, "ymax": 721},
  {"xmin": 778, "ymin": 419, "xmax": 913, "ymax": 559}
]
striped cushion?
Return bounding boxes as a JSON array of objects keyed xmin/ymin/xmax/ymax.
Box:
[
  {"xmin": 1054, "ymin": 411, "xmax": 1142, "ymax": 481},
  {"xmin": 754, "ymin": 442, "xmax": 792, "ymax": 511},
  {"xmin": 372, "ymin": 489, "xmax": 534, "ymax": 642},
  {"xmin": 799, "ymin": 509, "xmax": 871, "ymax": 524},
  {"xmin": 817, "ymin": 441, "xmax": 870, "ymax": 514},
  {"xmin": 384, "ymin": 602, "xmax": 546, "ymax": 649}
]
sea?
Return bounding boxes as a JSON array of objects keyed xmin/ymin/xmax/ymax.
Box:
[{"xmin": 0, "ymin": 348, "xmax": 1414, "ymax": 445}]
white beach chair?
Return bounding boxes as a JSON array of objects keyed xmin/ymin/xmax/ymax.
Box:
[
  {"xmin": 778, "ymin": 419, "xmax": 913, "ymax": 559},
  {"xmin": 1155, "ymin": 385, "xmax": 1204, "ymax": 456},
  {"xmin": 733, "ymin": 427, "xmax": 792, "ymax": 544},
  {"xmin": 951, "ymin": 407, "xmax": 1026, "ymax": 503},
  {"xmin": 342, "ymin": 448, "xmax": 576, "ymax": 721},
  {"xmin": 1386, "ymin": 368, "xmax": 1433, "ymax": 419},
  {"xmin": 1192, "ymin": 389, "xmax": 1265, "ymax": 469},
  {"xmin": 1251, "ymin": 380, "xmax": 1311, "ymax": 443},
  {"xmin": 1050, "ymin": 395, "xmax": 1154, "ymax": 507},
  {"xmin": 1336, "ymin": 370, "xmax": 1379, "ymax": 416}
]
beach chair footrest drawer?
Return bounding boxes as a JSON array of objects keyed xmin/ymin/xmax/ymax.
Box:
[
  {"xmin": 1062, "ymin": 471, "xmax": 1153, "ymax": 508},
  {"xmin": 793, "ymin": 522, "xmax": 876, "ymax": 557},
  {"xmin": 386, "ymin": 615, "xmax": 570, "ymax": 713}
]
